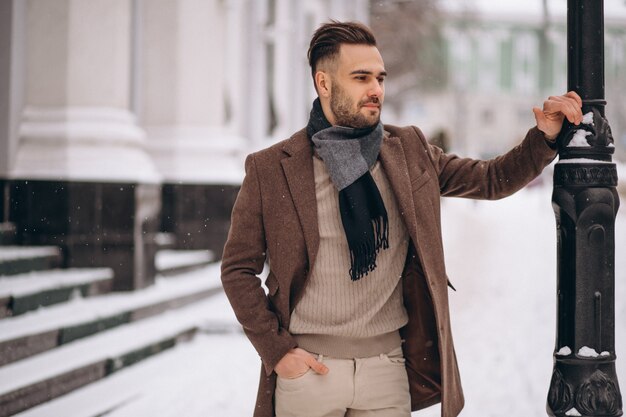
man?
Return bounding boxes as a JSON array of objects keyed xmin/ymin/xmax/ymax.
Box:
[{"xmin": 221, "ymin": 21, "xmax": 582, "ymax": 417}]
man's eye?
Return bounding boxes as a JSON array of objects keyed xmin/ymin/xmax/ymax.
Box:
[
  {"xmin": 355, "ymin": 76, "xmax": 367, "ymax": 81},
  {"xmin": 378, "ymin": 78, "xmax": 385, "ymax": 83}
]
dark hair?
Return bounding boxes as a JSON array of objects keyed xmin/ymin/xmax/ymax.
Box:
[{"xmin": 307, "ymin": 21, "xmax": 377, "ymax": 79}]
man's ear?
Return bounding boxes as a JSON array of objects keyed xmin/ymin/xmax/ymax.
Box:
[{"xmin": 315, "ymin": 71, "xmax": 331, "ymax": 98}]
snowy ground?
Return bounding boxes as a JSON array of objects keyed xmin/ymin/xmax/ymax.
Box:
[{"xmin": 19, "ymin": 182, "xmax": 625, "ymax": 417}]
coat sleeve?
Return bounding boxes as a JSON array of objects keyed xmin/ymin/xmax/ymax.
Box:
[
  {"xmin": 220, "ymin": 153, "xmax": 297, "ymax": 376},
  {"xmin": 414, "ymin": 126, "xmax": 558, "ymax": 199}
]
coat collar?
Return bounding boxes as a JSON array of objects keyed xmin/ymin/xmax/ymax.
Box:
[
  {"xmin": 281, "ymin": 128, "xmax": 311, "ymax": 157},
  {"xmin": 279, "ymin": 128, "xmax": 419, "ymax": 267}
]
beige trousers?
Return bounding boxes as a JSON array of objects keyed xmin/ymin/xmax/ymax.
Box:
[{"xmin": 274, "ymin": 347, "xmax": 411, "ymax": 417}]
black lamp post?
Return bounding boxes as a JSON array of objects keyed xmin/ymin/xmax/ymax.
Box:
[{"xmin": 547, "ymin": 0, "xmax": 622, "ymax": 416}]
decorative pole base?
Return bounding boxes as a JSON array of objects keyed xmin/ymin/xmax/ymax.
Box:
[{"xmin": 548, "ymin": 358, "xmax": 622, "ymax": 416}]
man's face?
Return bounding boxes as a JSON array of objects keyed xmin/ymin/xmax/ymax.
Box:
[{"xmin": 327, "ymin": 44, "xmax": 386, "ymax": 128}]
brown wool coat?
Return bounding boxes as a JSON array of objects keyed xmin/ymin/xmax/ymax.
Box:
[{"xmin": 220, "ymin": 124, "xmax": 557, "ymax": 417}]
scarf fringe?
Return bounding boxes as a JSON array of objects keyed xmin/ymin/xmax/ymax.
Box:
[{"xmin": 349, "ymin": 215, "xmax": 389, "ymax": 281}]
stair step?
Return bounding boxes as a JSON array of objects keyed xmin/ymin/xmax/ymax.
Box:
[
  {"xmin": 0, "ymin": 247, "xmax": 62, "ymax": 277},
  {"xmin": 11, "ymin": 292, "xmax": 241, "ymax": 417},
  {"xmin": 154, "ymin": 249, "xmax": 214, "ymax": 276},
  {"xmin": 0, "ymin": 294, "xmax": 225, "ymax": 417},
  {"xmin": 0, "ymin": 264, "xmax": 222, "ymax": 366},
  {"xmin": 0, "ymin": 223, "xmax": 17, "ymax": 246},
  {"xmin": 0, "ymin": 268, "xmax": 114, "ymax": 318}
]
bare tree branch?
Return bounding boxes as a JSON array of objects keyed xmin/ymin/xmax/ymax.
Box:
[{"xmin": 370, "ymin": 0, "xmax": 446, "ymax": 110}]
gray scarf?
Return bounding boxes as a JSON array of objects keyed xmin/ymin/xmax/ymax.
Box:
[{"xmin": 307, "ymin": 99, "xmax": 389, "ymax": 281}]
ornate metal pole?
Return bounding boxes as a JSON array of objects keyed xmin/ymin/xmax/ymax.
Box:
[{"xmin": 547, "ymin": 1, "xmax": 622, "ymax": 416}]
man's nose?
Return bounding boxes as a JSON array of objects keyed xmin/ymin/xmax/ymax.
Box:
[{"xmin": 368, "ymin": 81, "xmax": 383, "ymax": 98}]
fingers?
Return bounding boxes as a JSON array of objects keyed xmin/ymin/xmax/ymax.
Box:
[
  {"xmin": 546, "ymin": 96, "xmax": 578, "ymax": 119},
  {"xmin": 277, "ymin": 348, "xmax": 329, "ymax": 376},
  {"xmin": 565, "ymin": 90, "xmax": 583, "ymax": 107},
  {"xmin": 533, "ymin": 106, "xmax": 550, "ymax": 126},
  {"xmin": 534, "ymin": 91, "xmax": 584, "ymax": 140},
  {"xmin": 543, "ymin": 92, "xmax": 583, "ymax": 125},
  {"xmin": 305, "ymin": 354, "xmax": 329, "ymax": 375},
  {"xmin": 532, "ymin": 107, "xmax": 546, "ymax": 122}
]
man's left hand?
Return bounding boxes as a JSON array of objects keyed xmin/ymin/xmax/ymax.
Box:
[{"xmin": 533, "ymin": 91, "xmax": 583, "ymax": 141}]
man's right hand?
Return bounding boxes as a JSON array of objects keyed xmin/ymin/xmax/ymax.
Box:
[
  {"xmin": 274, "ymin": 347, "xmax": 329, "ymax": 379},
  {"xmin": 533, "ymin": 91, "xmax": 583, "ymax": 141}
]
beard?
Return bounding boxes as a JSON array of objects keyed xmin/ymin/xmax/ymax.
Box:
[{"xmin": 330, "ymin": 83, "xmax": 381, "ymax": 129}]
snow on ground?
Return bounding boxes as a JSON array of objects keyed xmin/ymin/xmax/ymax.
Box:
[
  {"xmin": 15, "ymin": 293, "xmax": 256, "ymax": 417},
  {"xmin": 0, "ymin": 268, "xmax": 112, "ymax": 298},
  {"xmin": 439, "ymin": 183, "xmax": 625, "ymax": 417},
  {"xmin": 154, "ymin": 250, "xmax": 214, "ymax": 271},
  {"xmin": 0, "ymin": 264, "xmax": 223, "ymax": 342},
  {"xmin": 19, "ymin": 183, "xmax": 625, "ymax": 417}
]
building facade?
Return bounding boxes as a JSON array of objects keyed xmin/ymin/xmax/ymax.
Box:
[
  {"xmin": 3, "ymin": 0, "xmax": 623, "ymax": 290},
  {"xmin": 390, "ymin": 0, "xmax": 626, "ymax": 160},
  {"xmin": 0, "ymin": 0, "xmax": 369, "ymax": 289}
]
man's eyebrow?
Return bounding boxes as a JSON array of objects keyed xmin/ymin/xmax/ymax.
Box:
[{"xmin": 350, "ymin": 69, "xmax": 387, "ymax": 76}]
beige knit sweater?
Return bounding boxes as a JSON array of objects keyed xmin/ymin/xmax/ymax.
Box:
[{"xmin": 288, "ymin": 156, "xmax": 410, "ymax": 358}]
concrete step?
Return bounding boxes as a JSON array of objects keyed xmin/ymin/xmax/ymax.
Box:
[
  {"xmin": 0, "ymin": 247, "xmax": 62, "ymax": 277},
  {"xmin": 0, "ymin": 223, "xmax": 17, "ymax": 246},
  {"xmin": 0, "ymin": 265, "xmax": 223, "ymax": 367},
  {"xmin": 10, "ymin": 292, "xmax": 242, "ymax": 417},
  {"xmin": 154, "ymin": 249, "xmax": 214, "ymax": 276},
  {"xmin": 0, "ymin": 294, "xmax": 227, "ymax": 417},
  {"xmin": 0, "ymin": 268, "xmax": 114, "ymax": 319}
]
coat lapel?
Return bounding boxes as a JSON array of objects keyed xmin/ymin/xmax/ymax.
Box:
[
  {"xmin": 379, "ymin": 134, "xmax": 419, "ymax": 244},
  {"xmin": 280, "ymin": 130, "xmax": 320, "ymax": 269}
]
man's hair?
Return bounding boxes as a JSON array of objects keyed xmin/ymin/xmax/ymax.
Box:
[{"xmin": 307, "ymin": 21, "xmax": 377, "ymax": 79}]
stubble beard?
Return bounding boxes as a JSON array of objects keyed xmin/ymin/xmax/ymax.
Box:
[{"xmin": 330, "ymin": 83, "xmax": 381, "ymax": 129}]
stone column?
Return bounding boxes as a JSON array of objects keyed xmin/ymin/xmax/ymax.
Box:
[
  {"xmin": 141, "ymin": 0, "xmax": 244, "ymax": 257},
  {"xmin": 0, "ymin": 0, "xmax": 25, "ymax": 222},
  {"xmin": 271, "ymin": 0, "xmax": 311, "ymax": 138},
  {"xmin": 0, "ymin": 3, "xmax": 11, "ymax": 185},
  {"xmin": 242, "ymin": 0, "xmax": 270, "ymax": 148},
  {"xmin": 8, "ymin": 0, "xmax": 161, "ymax": 290}
]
